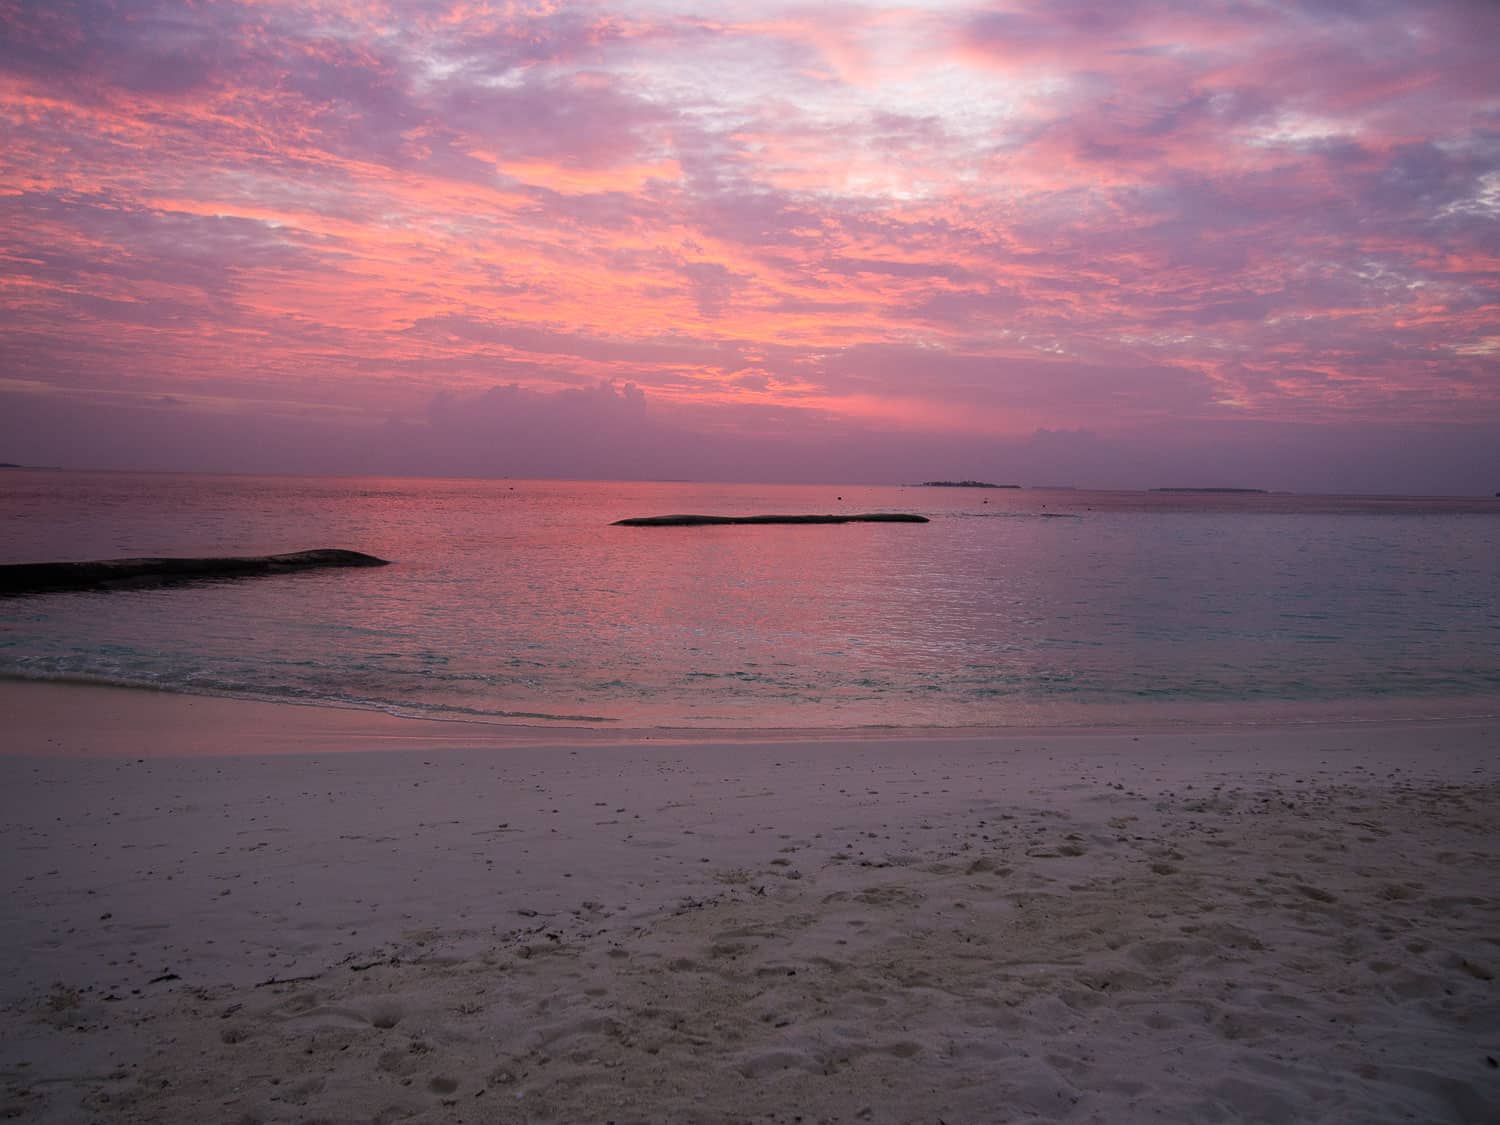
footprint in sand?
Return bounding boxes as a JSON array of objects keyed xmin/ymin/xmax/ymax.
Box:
[
  {"xmin": 369, "ymin": 1002, "xmax": 404, "ymax": 1029},
  {"xmin": 736, "ymin": 1048, "xmax": 820, "ymax": 1078},
  {"xmin": 284, "ymin": 1005, "xmax": 377, "ymax": 1029},
  {"xmin": 267, "ymin": 990, "xmax": 321, "ymax": 1016},
  {"xmin": 1027, "ymin": 841, "xmax": 1087, "ymax": 858},
  {"xmin": 1292, "ymin": 883, "xmax": 1338, "ymax": 903},
  {"xmin": 286, "ymin": 1075, "xmax": 325, "ymax": 1104},
  {"xmin": 487, "ymin": 1063, "xmax": 520, "ymax": 1086},
  {"xmin": 966, "ymin": 856, "xmax": 1011, "ymax": 876},
  {"xmin": 854, "ymin": 885, "xmax": 922, "ymax": 906}
]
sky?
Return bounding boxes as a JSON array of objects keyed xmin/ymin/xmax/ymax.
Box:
[{"xmin": 1, "ymin": 0, "xmax": 1497, "ymax": 492}]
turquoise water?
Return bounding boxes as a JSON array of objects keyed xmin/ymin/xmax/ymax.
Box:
[{"xmin": 2, "ymin": 471, "xmax": 1497, "ymax": 729}]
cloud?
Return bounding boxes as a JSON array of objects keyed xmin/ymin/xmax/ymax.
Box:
[
  {"xmin": 0, "ymin": 0, "xmax": 1495, "ymax": 491},
  {"xmin": 427, "ymin": 379, "xmax": 646, "ymax": 436},
  {"xmin": 5, "ymin": 379, "xmax": 1495, "ymax": 497}
]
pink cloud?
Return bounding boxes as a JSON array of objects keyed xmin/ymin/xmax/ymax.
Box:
[{"xmin": 0, "ymin": 0, "xmax": 1495, "ymax": 490}]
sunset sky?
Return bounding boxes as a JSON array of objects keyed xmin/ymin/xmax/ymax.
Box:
[{"xmin": 1, "ymin": 0, "xmax": 1497, "ymax": 491}]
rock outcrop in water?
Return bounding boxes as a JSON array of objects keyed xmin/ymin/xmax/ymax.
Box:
[
  {"xmin": 613, "ymin": 513, "xmax": 929, "ymax": 526},
  {"xmin": 920, "ymin": 480, "xmax": 1018, "ymax": 489},
  {"xmin": 0, "ymin": 549, "xmax": 390, "ymax": 596}
]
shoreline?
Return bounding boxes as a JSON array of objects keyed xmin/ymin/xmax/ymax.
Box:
[
  {"xmin": 1, "ymin": 680, "xmax": 1496, "ymax": 1122},
  {"xmin": 3, "ymin": 677, "xmax": 1497, "ymax": 757}
]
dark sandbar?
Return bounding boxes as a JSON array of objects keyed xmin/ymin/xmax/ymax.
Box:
[
  {"xmin": 0, "ymin": 549, "xmax": 390, "ymax": 596},
  {"xmin": 613, "ymin": 513, "xmax": 929, "ymax": 526}
]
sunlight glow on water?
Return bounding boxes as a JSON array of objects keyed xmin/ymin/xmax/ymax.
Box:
[{"xmin": 2, "ymin": 472, "xmax": 1498, "ymax": 729}]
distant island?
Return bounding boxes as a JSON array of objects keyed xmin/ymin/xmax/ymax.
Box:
[
  {"xmin": 615, "ymin": 513, "xmax": 929, "ymax": 526},
  {"xmin": 1150, "ymin": 487, "xmax": 1268, "ymax": 494},
  {"xmin": 920, "ymin": 480, "xmax": 1019, "ymax": 489}
]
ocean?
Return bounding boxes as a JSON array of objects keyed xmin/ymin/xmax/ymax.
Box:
[{"xmin": 2, "ymin": 471, "xmax": 1497, "ymax": 731}]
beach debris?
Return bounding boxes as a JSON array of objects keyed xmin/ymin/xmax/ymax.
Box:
[{"xmin": 253, "ymin": 973, "xmax": 323, "ymax": 988}]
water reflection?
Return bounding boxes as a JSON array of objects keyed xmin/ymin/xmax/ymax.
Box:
[{"xmin": 1, "ymin": 473, "xmax": 1497, "ymax": 728}]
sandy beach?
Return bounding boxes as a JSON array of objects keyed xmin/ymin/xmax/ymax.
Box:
[{"xmin": 1, "ymin": 681, "xmax": 1496, "ymax": 1123}]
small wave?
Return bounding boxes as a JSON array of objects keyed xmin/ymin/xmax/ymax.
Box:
[
  {"xmin": 3, "ymin": 668, "xmax": 1496, "ymax": 734},
  {"xmin": 361, "ymin": 697, "xmax": 617, "ymax": 725},
  {"xmin": 0, "ymin": 668, "xmax": 182, "ymax": 695},
  {"xmin": 0, "ymin": 668, "xmax": 617, "ymax": 725}
]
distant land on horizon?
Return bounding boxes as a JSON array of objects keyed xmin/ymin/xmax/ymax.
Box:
[
  {"xmin": 920, "ymin": 480, "xmax": 1020, "ymax": 489},
  {"xmin": 4, "ymin": 466, "xmax": 1498, "ymax": 500}
]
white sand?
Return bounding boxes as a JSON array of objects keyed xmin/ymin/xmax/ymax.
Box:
[{"xmin": 1, "ymin": 682, "xmax": 1497, "ymax": 1123}]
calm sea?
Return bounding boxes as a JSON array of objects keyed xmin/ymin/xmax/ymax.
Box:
[{"xmin": 2, "ymin": 471, "xmax": 1498, "ymax": 730}]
